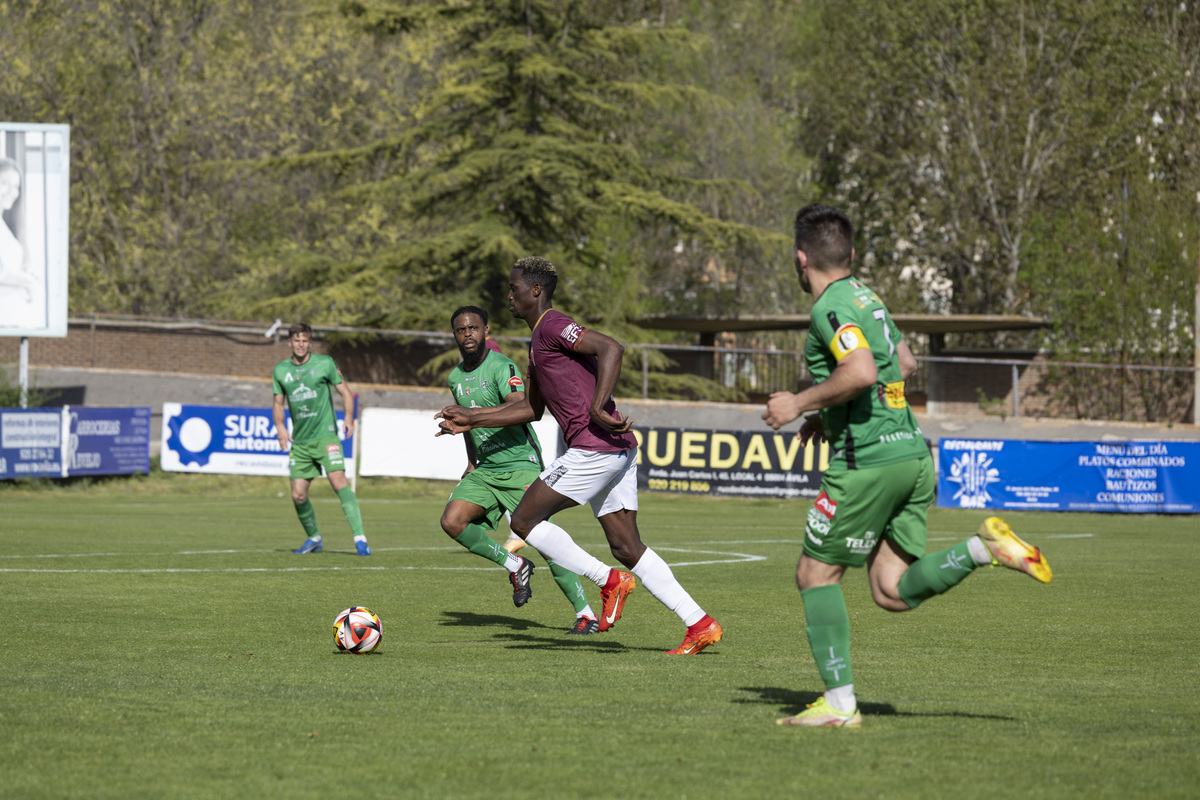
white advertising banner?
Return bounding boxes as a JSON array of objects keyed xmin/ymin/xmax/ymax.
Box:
[
  {"xmin": 0, "ymin": 123, "xmax": 70, "ymax": 337},
  {"xmin": 358, "ymin": 407, "xmax": 564, "ymax": 479}
]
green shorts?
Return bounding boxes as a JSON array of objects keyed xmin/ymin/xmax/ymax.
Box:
[
  {"xmin": 803, "ymin": 456, "xmax": 935, "ymax": 567},
  {"xmin": 289, "ymin": 437, "xmax": 346, "ymax": 480},
  {"xmin": 449, "ymin": 468, "xmax": 544, "ymax": 531}
]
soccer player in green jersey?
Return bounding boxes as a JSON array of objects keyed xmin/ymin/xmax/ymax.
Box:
[
  {"xmin": 440, "ymin": 306, "xmax": 599, "ymax": 634},
  {"xmin": 763, "ymin": 204, "xmax": 1052, "ymax": 727},
  {"xmin": 272, "ymin": 322, "xmax": 370, "ymax": 556}
]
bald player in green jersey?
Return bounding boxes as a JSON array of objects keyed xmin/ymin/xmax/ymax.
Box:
[
  {"xmin": 763, "ymin": 204, "xmax": 1052, "ymax": 727},
  {"xmin": 272, "ymin": 322, "xmax": 370, "ymax": 556},
  {"xmin": 439, "ymin": 306, "xmax": 598, "ymax": 634}
]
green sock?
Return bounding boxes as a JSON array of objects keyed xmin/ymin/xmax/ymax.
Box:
[
  {"xmin": 897, "ymin": 541, "xmax": 978, "ymax": 609},
  {"xmin": 294, "ymin": 500, "xmax": 320, "ymax": 539},
  {"xmin": 546, "ymin": 559, "xmax": 589, "ymax": 614},
  {"xmin": 801, "ymin": 584, "xmax": 853, "ymax": 690},
  {"xmin": 454, "ymin": 524, "xmax": 510, "ymax": 567},
  {"xmin": 335, "ymin": 487, "xmax": 365, "ymax": 538}
]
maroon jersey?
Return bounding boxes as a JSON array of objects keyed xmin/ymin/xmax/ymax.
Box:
[{"xmin": 528, "ymin": 309, "xmax": 637, "ymax": 452}]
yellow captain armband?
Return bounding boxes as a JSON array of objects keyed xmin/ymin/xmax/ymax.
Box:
[{"xmin": 829, "ymin": 324, "xmax": 869, "ymax": 361}]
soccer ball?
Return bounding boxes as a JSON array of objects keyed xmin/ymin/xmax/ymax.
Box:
[{"xmin": 333, "ymin": 606, "xmax": 382, "ymax": 654}]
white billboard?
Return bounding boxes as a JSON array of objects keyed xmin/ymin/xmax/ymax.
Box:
[
  {"xmin": 0, "ymin": 123, "xmax": 70, "ymax": 337},
  {"xmin": 358, "ymin": 407, "xmax": 564, "ymax": 480}
]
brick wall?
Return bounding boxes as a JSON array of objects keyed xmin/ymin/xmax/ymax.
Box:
[{"xmin": 0, "ymin": 319, "xmax": 452, "ymax": 387}]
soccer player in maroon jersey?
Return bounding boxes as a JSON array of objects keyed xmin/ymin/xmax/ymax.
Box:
[{"xmin": 436, "ymin": 257, "xmax": 723, "ymax": 655}]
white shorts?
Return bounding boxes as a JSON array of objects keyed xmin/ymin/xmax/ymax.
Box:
[{"xmin": 539, "ymin": 447, "xmax": 639, "ymax": 518}]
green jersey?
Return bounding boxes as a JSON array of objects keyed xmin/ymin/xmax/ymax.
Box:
[
  {"xmin": 272, "ymin": 354, "xmax": 344, "ymax": 444},
  {"xmin": 448, "ymin": 350, "xmax": 545, "ymax": 472},
  {"xmin": 806, "ymin": 275, "xmax": 928, "ymax": 469}
]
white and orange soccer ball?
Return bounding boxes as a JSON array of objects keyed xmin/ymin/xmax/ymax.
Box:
[{"xmin": 333, "ymin": 606, "xmax": 382, "ymax": 654}]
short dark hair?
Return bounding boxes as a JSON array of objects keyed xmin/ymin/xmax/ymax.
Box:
[
  {"xmin": 450, "ymin": 305, "xmax": 488, "ymax": 328},
  {"xmin": 288, "ymin": 322, "xmax": 312, "ymax": 339},
  {"xmin": 513, "ymin": 256, "xmax": 558, "ymax": 300},
  {"xmin": 793, "ymin": 204, "xmax": 853, "ymax": 270}
]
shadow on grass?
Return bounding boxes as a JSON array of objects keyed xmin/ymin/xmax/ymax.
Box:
[
  {"xmin": 439, "ymin": 610, "xmax": 657, "ymax": 654},
  {"xmin": 738, "ymin": 686, "xmax": 1019, "ymax": 722}
]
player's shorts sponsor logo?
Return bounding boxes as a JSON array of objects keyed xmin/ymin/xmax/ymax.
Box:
[
  {"xmin": 846, "ymin": 532, "xmax": 878, "ymax": 555},
  {"xmin": 831, "ymin": 324, "xmax": 866, "ymax": 361},
  {"xmin": 805, "ymin": 505, "xmax": 831, "ymax": 538},
  {"xmin": 508, "ymin": 377, "xmax": 523, "ymax": 387},
  {"xmin": 814, "ymin": 490, "xmax": 837, "ymax": 519},
  {"xmin": 326, "ymin": 443, "xmax": 344, "ymax": 462},
  {"xmin": 543, "ymin": 464, "xmax": 569, "ymax": 488}
]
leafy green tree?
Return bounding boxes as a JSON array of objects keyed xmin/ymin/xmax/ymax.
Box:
[
  {"xmin": 800, "ymin": 0, "xmax": 1163, "ymax": 322},
  {"xmin": 237, "ymin": 0, "xmax": 779, "ymax": 336}
]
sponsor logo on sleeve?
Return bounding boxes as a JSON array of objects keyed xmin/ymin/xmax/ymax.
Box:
[
  {"xmin": 508, "ymin": 376, "xmax": 523, "ymax": 387},
  {"xmin": 830, "ymin": 324, "xmax": 867, "ymax": 361},
  {"xmin": 560, "ymin": 322, "xmax": 584, "ymax": 345}
]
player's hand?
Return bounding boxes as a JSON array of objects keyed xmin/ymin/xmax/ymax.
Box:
[
  {"xmin": 277, "ymin": 433, "xmax": 291, "ymax": 452},
  {"xmin": 762, "ymin": 391, "xmax": 803, "ymax": 430},
  {"xmin": 797, "ymin": 413, "xmax": 826, "ymax": 446},
  {"xmin": 342, "ymin": 418, "xmax": 356, "ymax": 439},
  {"xmin": 591, "ymin": 409, "xmax": 634, "ymax": 435},
  {"xmin": 434, "ymin": 405, "xmax": 473, "ymax": 436}
]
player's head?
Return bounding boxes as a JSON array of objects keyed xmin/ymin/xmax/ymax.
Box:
[
  {"xmin": 451, "ymin": 306, "xmax": 490, "ymax": 363},
  {"xmin": 288, "ymin": 322, "xmax": 313, "ymax": 340},
  {"xmin": 509, "ymin": 256, "xmax": 558, "ymax": 320},
  {"xmin": 450, "ymin": 305, "xmax": 488, "ymax": 329},
  {"xmin": 287, "ymin": 322, "xmax": 313, "ymax": 361},
  {"xmin": 793, "ymin": 204, "xmax": 854, "ymax": 291}
]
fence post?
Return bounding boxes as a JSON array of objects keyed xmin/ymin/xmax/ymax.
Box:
[
  {"xmin": 642, "ymin": 346, "xmax": 649, "ymax": 399},
  {"xmin": 1012, "ymin": 363, "xmax": 1020, "ymax": 418}
]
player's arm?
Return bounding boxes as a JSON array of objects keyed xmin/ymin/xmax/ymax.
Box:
[
  {"xmin": 573, "ymin": 329, "xmax": 633, "ymax": 434},
  {"xmin": 334, "ymin": 379, "xmax": 356, "ymax": 439},
  {"xmin": 763, "ymin": 348, "xmax": 877, "ymax": 431},
  {"xmin": 272, "ymin": 393, "xmax": 291, "ymax": 451},
  {"xmin": 436, "ymin": 395, "xmax": 537, "ymax": 436},
  {"xmin": 897, "ymin": 340, "xmax": 918, "ymax": 382}
]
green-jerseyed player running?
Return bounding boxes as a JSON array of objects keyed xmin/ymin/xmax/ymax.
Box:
[
  {"xmin": 272, "ymin": 322, "xmax": 370, "ymax": 556},
  {"xmin": 439, "ymin": 306, "xmax": 598, "ymax": 634},
  {"xmin": 763, "ymin": 204, "xmax": 1052, "ymax": 727}
]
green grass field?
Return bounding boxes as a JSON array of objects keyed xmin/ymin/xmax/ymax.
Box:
[{"xmin": 1, "ymin": 473, "xmax": 1197, "ymax": 799}]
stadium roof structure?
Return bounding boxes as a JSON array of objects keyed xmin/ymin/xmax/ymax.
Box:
[{"xmin": 633, "ymin": 313, "xmax": 1051, "ymax": 336}]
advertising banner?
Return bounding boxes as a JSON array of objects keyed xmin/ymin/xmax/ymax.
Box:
[
  {"xmin": 633, "ymin": 427, "xmax": 829, "ymax": 499},
  {"xmin": 160, "ymin": 403, "xmax": 354, "ymax": 477},
  {"xmin": 0, "ymin": 123, "xmax": 70, "ymax": 337},
  {"xmin": 0, "ymin": 406, "xmax": 150, "ymax": 479},
  {"xmin": 357, "ymin": 407, "xmax": 564, "ymax": 480},
  {"xmin": 65, "ymin": 407, "xmax": 151, "ymax": 476},
  {"xmin": 937, "ymin": 438, "xmax": 1200, "ymax": 513}
]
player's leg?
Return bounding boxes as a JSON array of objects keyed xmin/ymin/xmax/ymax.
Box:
[
  {"xmin": 541, "ymin": 558, "xmax": 598, "ymax": 634},
  {"xmin": 777, "ymin": 468, "xmax": 879, "ymax": 726},
  {"xmin": 319, "ymin": 433, "xmax": 368, "ymax": 554},
  {"xmin": 510, "ymin": 478, "xmax": 611, "ymax": 584},
  {"xmin": 777, "ymin": 553, "xmax": 861, "ymax": 727},
  {"xmin": 441, "ymin": 478, "xmax": 536, "ymax": 607},
  {"xmin": 288, "ymin": 443, "xmax": 323, "ymax": 554},
  {"xmin": 591, "ymin": 454, "xmax": 722, "ymax": 652}
]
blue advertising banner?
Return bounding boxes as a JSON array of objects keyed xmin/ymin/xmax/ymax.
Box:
[
  {"xmin": 1, "ymin": 407, "xmax": 151, "ymax": 479},
  {"xmin": 66, "ymin": 407, "xmax": 151, "ymax": 476},
  {"xmin": 160, "ymin": 403, "xmax": 353, "ymax": 477},
  {"xmin": 634, "ymin": 427, "xmax": 829, "ymax": 499},
  {"xmin": 937, "ymin": 438, "xmax": 1200, "ymax": 513}
]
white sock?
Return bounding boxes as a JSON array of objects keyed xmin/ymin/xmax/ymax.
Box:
[
  {"xmin": 353, "ymin": 534, "xmax": 367, "ymax": 544},
  {"xmin": 967, "ymin": 535, "xmax": 993, "ymax": 565},
  {"xmin": 523, "ymin": 521, "xmax": 611, "ymax": 585},
  {"xmin": 578, "ymin": 604, "xmax": 596, "ymax": 620},
  {"xmin": 630, "ymin": 547, "xmax": 704, "ymax": 626},
  {"xmin": 503, "ymin": 553, "xmax": 523, "ymax": 572},
  {"xmin": 825, "ymin": 684, "xmax": 856, "ymax": 713}
]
